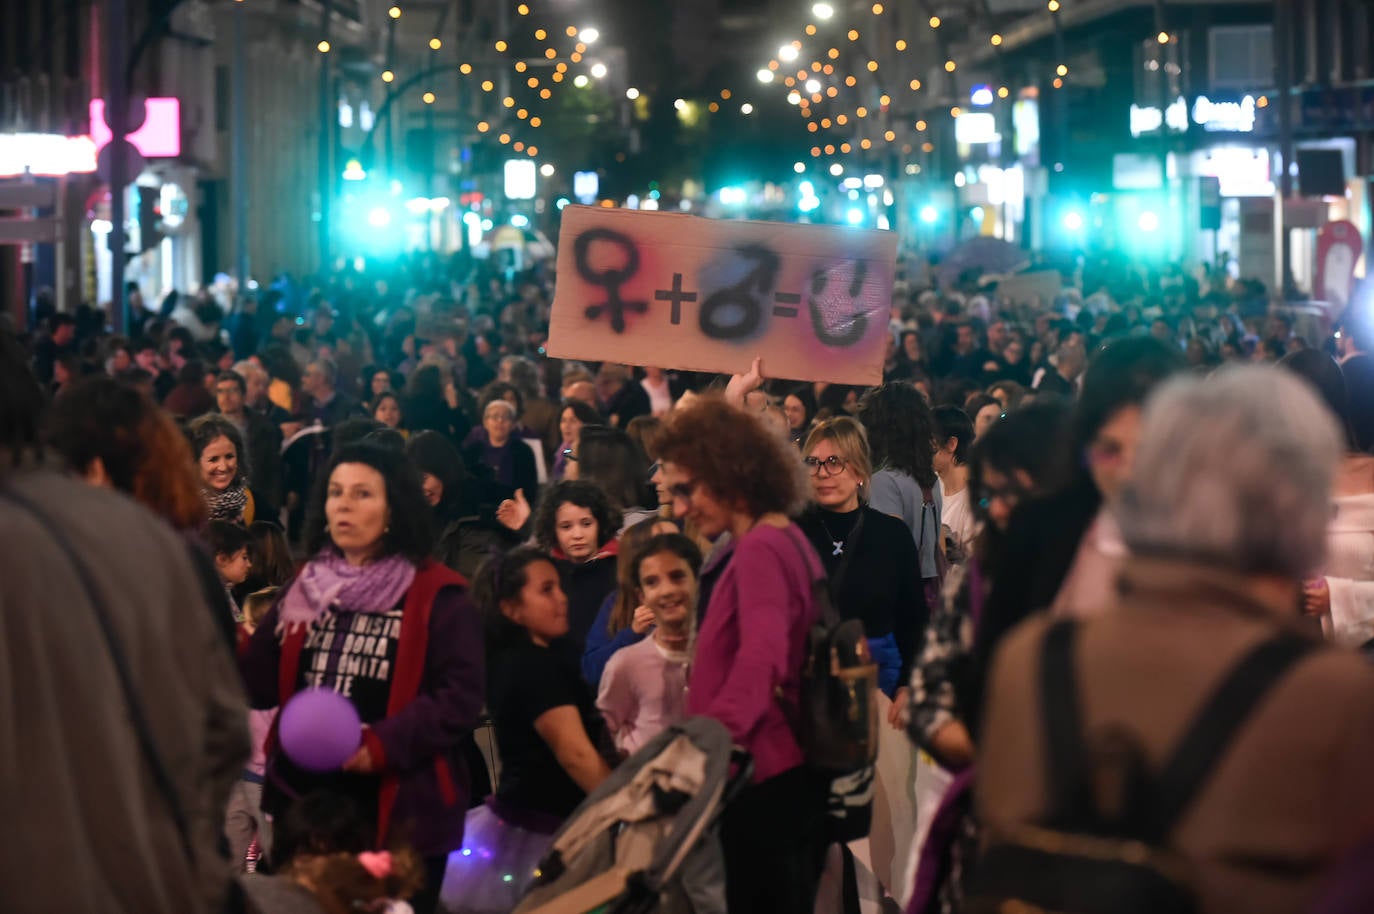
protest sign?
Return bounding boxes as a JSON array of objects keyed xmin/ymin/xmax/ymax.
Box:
[
  {"xmin": 546, "ymin": 205, "xmax": 899, "ymax": 385},
  {"xmin": 992, "ymin": 269, "xmax": 1062, "ymax": 307}
]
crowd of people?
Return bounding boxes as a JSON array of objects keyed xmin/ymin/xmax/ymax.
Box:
[{"xmin": 5, "ymin": 247, "xmax": 1374, "ymax": 914}]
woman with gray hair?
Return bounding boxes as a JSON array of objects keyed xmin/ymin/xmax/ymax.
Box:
[
  {"xmin": 976, "ymin": 367, "xmax": 1374, "ymax": 914},
  {"xmin": 463, "ymin": 397, "xmax": 538, "ymax": 506}
]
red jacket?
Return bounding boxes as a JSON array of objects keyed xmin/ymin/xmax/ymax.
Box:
[{"xmin": 244, "ymin": 560, "xmax": 485, "ymax": 854}]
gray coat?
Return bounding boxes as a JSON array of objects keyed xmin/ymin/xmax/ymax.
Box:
[{"xmin": 0, "ymin": 471, "xmax": 250, "ymax": 913}]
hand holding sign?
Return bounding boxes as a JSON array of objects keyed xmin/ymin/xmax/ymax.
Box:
[
  {"xmin": 546, "ymin": 207, "xmax": 898, "ymax": 385},
  {"xmin": 724, "ymin": 356, "xmax": 765, "ymax": 407}
]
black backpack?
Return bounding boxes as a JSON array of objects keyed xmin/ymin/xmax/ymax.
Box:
[
  {"xmin": 967, "ymin": 619, "xmax": 1315, "ymax": 914},
  {"xmin": 778, "ymin": 523, "xmax": 880, "ymax": 843}
]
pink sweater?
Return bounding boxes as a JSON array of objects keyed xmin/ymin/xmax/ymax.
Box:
[
  {"xmin": 597, "ymin": 637, "xmax": 691, "ymax": 756},
  {"xmin": 687, "ymin": 523, "xmax": 820, "ymax": 783}
]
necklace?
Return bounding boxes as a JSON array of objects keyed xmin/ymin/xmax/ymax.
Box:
[{"xmin": 817, "ymin": 512, "xmax": 853, "ymax": 556}]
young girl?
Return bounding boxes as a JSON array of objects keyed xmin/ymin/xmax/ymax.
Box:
[
  {"xmin": 226, "ymin": 587, "xmax": 280, "ymax": 872},
  {"xmin": 450, "ymin": 548, "xmax": 615, "ymax": 914},
  {"xmin": 596, "ymin": 533, "xmax": 702, "ymax": 757},
  {"xmin": 241, "ymin": 789, "xmax": 423, "ymax": 914},
  {"xmin": 208, "ymin": 520, "xmax": 253, "ymax": 624},
  {"xmin": 580, "ymin": 516, "xmax": 680, "ymax": 688},
  {"xmin": 531, "ymin": 480, "xmax": 622, "ymax": 650}
]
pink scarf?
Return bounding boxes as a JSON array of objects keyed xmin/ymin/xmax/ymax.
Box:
[{"xmin": 278, "ymin": 549, "xmax": 417, "ymax": 632}]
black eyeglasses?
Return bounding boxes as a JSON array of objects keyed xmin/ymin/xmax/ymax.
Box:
[
  {"xmin": 561, "ymin": 448, "xmax": 579, "ymax": 462},
  {"xmin": 803, "ymin": 455, "xmax": 848, "ymax": 477},
  {"xmin": 647, "ymin": 461, "xmax": 661, "ymax": 480}
]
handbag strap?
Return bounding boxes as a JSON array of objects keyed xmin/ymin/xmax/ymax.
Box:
[{"xmin": 0, "ymin": 486, "xmax": 196, "ymax": 865}]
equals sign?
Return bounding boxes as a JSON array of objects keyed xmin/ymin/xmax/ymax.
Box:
[{"xmin": 773, "ymin": 292, "xmax": 801, "ymax": 318}]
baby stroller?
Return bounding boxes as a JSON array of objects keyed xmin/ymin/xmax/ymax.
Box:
[{"xmin": 513, "ymin": 717, "xmax": 752, "ymax": 914}]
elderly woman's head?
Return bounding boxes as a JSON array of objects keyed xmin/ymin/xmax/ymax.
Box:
[
  {"xmin": 482, "ymin": 398, "xmax": 517, "ymax": 447},
  {"xmin": 655, "ymin": 396, "xmax": 809, "ymax": 539},
  {"xmin": 305, "ymin": 442, "xmax": 434, "ymax": 566},
  {"xmin": 1117, "ymin": 367, "xmax": 1342, "ymax": 580}
]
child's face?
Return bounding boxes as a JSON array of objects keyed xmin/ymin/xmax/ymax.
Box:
[
  {"xmin": 637, "ymin": 550, "xmax": 696, "ymax": 630},
  {"xmin": 216, "ymin": 547, "xmax": 252, "ymax": 586}
]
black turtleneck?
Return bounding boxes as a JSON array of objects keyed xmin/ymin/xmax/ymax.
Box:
[{"xmin": 798, "ymin": 504, "xmax": 927, "ymax": 687}]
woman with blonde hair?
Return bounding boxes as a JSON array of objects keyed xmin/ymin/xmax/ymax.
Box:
[
  {"xmin": 796, "ymin": 416, "xmax": 927, "ymax": 904},
  {"xmin": 797, "ymin": 417, "xmax": 926, "ymax": 702}
]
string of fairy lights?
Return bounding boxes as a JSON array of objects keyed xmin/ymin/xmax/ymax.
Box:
[
  {"xmin": 317, "ymin": 0, "xmax": 1180, "ymax": 187},
  {"xmin": 753, "ymin": 0, "xmax": 1084, "ymax": 171},
  {"xmin": 330, "ymin": 3, "xmax": 614, "ymax": 162}
]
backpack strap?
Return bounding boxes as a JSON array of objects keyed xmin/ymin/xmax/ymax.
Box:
[
  {"xmin": 1150, "ymin": 636, "xmax": 1314, "ymax": 837},
  {"xmin": 1038, "ymin": 619, "xmax": 1095, "ymax": 823}
]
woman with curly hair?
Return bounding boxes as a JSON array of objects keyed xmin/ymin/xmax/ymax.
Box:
[
  {"xmin": 856, "ymin": 383, "xmax": 944, "ymax": 607},
  {"xmin": 188, "ymin": 413, "xmax": 256, "ymax": 524},
  {"xmin": 531, "ymin": 479, "xmax": 623, "ymax": 650},
  {"xmin": 654, "ymin": 394, "xmax": 826, "ymax": 914}
]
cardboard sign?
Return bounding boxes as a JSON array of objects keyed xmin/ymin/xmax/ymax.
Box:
[
  {"xmin": 546, "ymin": 206, "xmax": 898, "ymax": 385},
  {"xmin": 993, "ymin": 269, "xmax": 1062, "ymax": 307}
]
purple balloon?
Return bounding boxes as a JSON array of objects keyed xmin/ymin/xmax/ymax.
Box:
[{"xmin": 279, "ymin": 688, "xmax": 362, "ymax": 772}]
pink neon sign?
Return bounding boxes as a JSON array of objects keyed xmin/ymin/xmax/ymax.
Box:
[{"xmin": 89, "ymin": 98, "xmax": 182, "ymax": 158}]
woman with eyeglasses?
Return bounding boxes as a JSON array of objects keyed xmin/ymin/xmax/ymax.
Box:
[
  {"xmin": 796, "ymin": 418, "xmax": 924, "ymax": 704},
  {"xmin": 905, "ymin": 401, "xmax": 1074, "ymax": 914},
  {"xmin": 655, "ymin": 395, "xmax": 829, "ymax": 914}
]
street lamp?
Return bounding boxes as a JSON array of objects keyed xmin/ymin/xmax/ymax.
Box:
[
  {"xmin": 590, "ymin": 62, "xmax": 607, "ymax": 79},
  {"xmin": 579, "ymin": 27, "xmax": 599, "ymax": 43},
  {"xmin": 757, "ymin": 68, "xmax": 774, "ymax": 83},
  {"xmin": 813, "ymin": 3, "xmax": 834, "ymax": 19}
]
